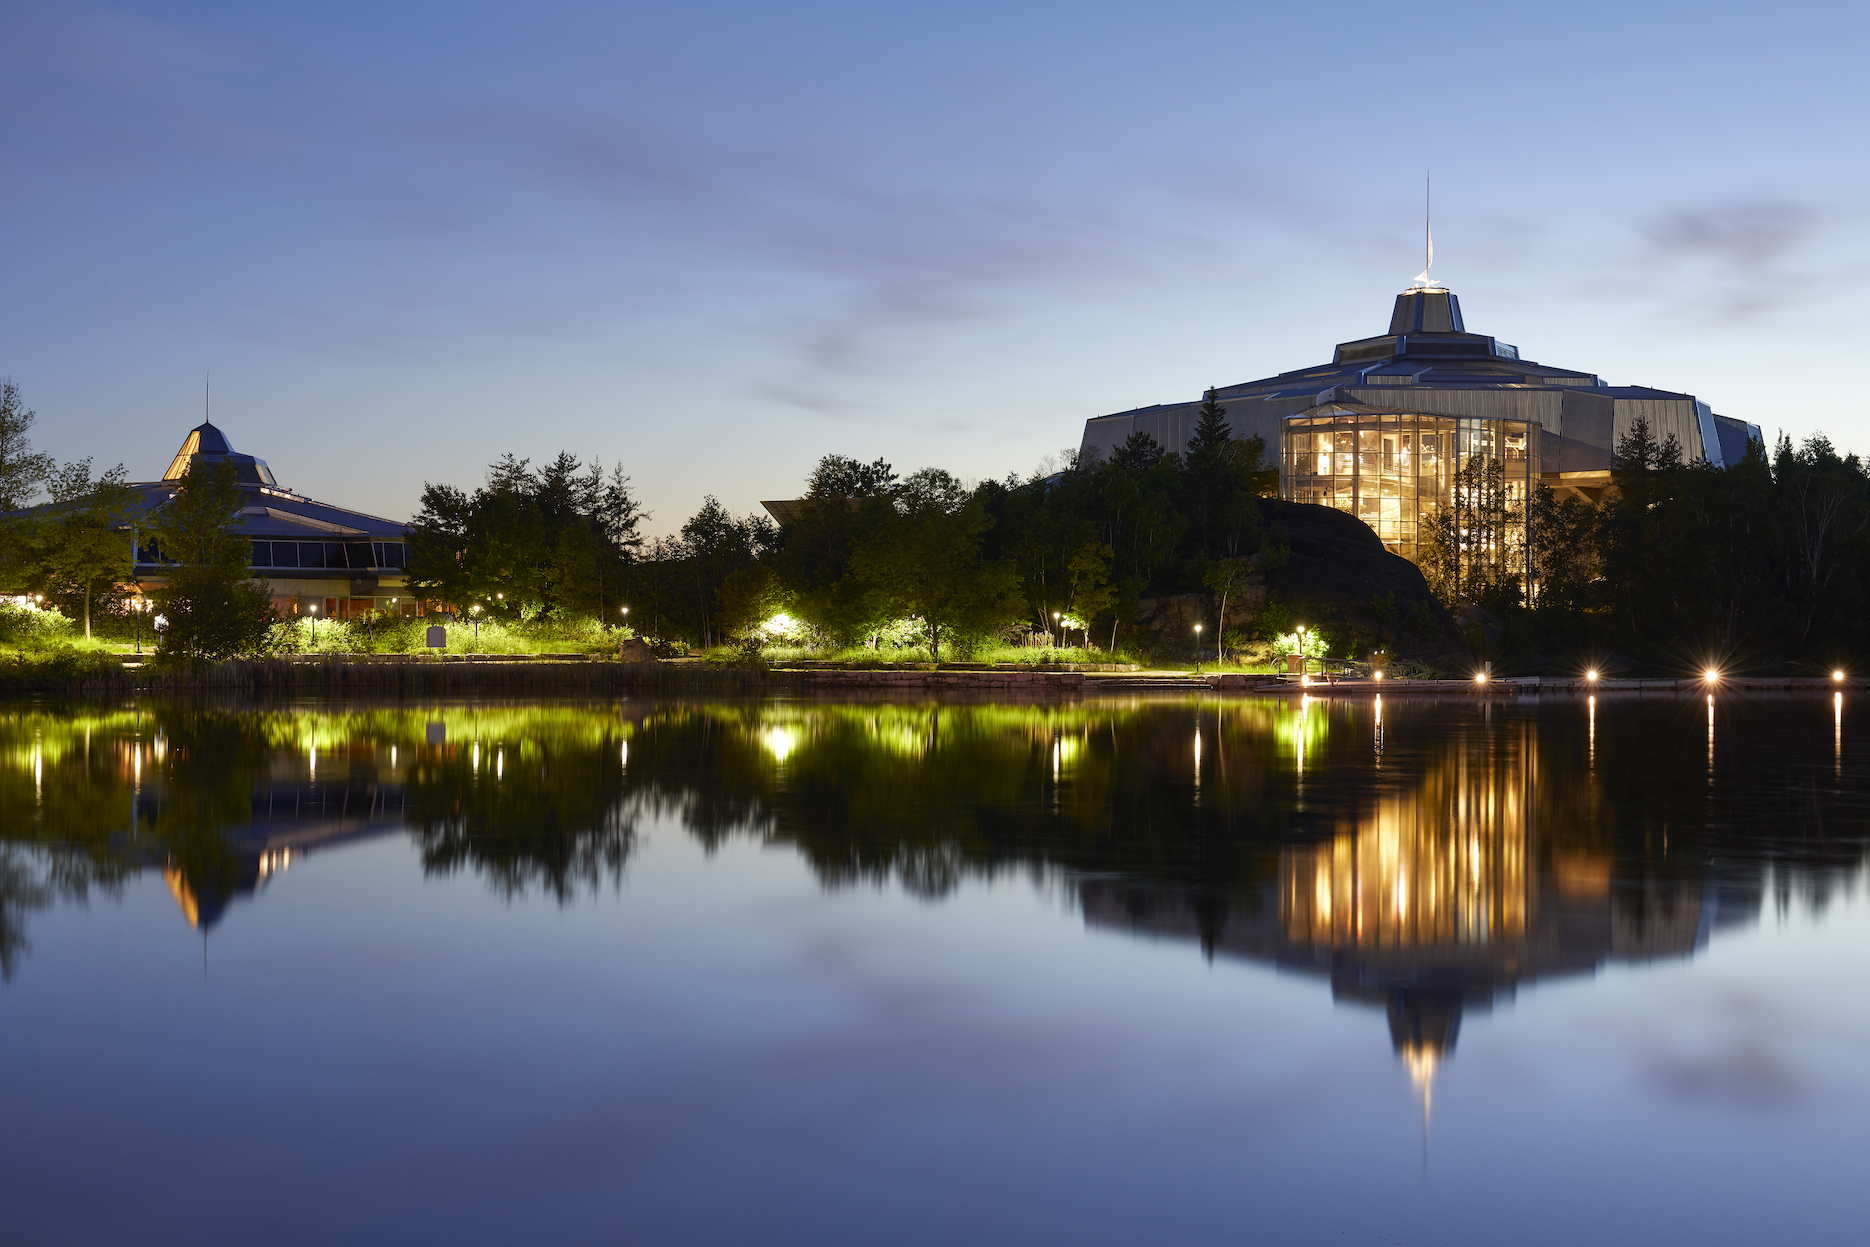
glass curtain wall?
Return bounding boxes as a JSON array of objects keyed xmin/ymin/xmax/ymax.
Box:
[{"xmin": 1281, "ymin": 410, "xmax": 1534, "ymax": 565}]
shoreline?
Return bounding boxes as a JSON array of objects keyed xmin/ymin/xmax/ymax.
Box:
[{"xmin": 6, "ymin": 652, "xmax": 1863, "ymax": 698}]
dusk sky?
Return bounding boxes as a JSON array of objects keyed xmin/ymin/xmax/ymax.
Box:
[{"xmin": 5, "ymin": 0, "xmax": 1867, "ymax": 534}]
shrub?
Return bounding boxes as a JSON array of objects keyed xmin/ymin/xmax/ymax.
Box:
[
  {"xmin": 152, "ymin": 569, "xmax": 278, "ymax": 660},
  {"xmin": 0, "ymin": 602, "xmax": 76, "ymax": 650},
  {"xmin": 0, "ymin": 648, "xmax": 120, "ymax": 691}
]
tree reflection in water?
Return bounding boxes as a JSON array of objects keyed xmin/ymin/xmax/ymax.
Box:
[{"xmin": 2, "ymin": 695, "xmax": 1864, "ymax": 1099}]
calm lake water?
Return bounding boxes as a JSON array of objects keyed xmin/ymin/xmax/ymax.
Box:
[{"xmin": 3, "ymin": 691, "xmax": 1867, "ymax": 1245}]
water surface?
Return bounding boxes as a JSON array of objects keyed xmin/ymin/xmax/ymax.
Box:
[{"xmin": 2, "ymin": 692, "xmax": 1866, "ymax": 1245}]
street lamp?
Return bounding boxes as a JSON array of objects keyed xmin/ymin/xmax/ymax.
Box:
[
  {"xmin": 1296, "ymin": 624, "xmax": 1307, "ymax": 680},
  {"xmin": 1834, "ymin": 669, "xmax": 1845, "ymax": 682},
  {"xmin": 471, "ymin": 603, "xmax": 482, "ymax": 640},
  {"xmin": 1194, "ymin": 624, "xmax": 1203, "ymax": 675},
  {"xmin": 1704, "ymin": 667, "xmax": 1720, "ymax": 685},
  {"xmin": 1586, "ymin": 668, "xmax": 1599, "ymax": 683}
]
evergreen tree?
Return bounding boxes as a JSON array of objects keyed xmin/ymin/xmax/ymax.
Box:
[
  {"xmin": 1185, "ymin": 389, "xmax": 1232, "ymax": 464},
  {"xmin": 0, "ymin": 379, "xmax": 52, "ymax": 514}
]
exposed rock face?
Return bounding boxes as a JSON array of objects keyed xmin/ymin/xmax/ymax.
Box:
[
  {"xmin": 1258, "ymin": 500, "xmax": 1465, "ymax": 663},
  {"xmin": 1127, "ymin": 502, "xmax": 1466, "ymax": 666},
  {"xmin": 617, "ymin": 637, "xmax": 658, "ymax": 664},
  {"xmin": 1131, "ymin": 591, "xmax": 1264, "ymax": 655},
  {"xmin": 1452, "ymin": 604, "xmax": 1504, "ymax": 651}
]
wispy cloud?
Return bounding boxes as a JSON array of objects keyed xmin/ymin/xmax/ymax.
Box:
[{"xmin": 1635, "ymin": 199, "xmax": 1830, "ymax": 321}]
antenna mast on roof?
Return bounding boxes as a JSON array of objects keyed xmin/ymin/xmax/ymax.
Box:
[
  {"xmin": 205, "ymin": 374, "xmax": 210, "ymax": 425},
  {"xmin": 1410, "ymin": 172, "xmax": 1442, "ymax": 291}
]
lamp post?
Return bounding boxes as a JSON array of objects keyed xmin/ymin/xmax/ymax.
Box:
[
  {"xmin": 1052, "ymin": 611, "xmax": 1061, "ymax": 650},
  {"xmin": 1194, "ymin": 624, "xmax": 1203, "ymax": 675},
  {"xmin": 471, "ymin": 603, "xmax": 482, "ymax": 641},
  {"xmin": 1296, "ymin": 624, "xmax": 1307, "ymax": 680}
]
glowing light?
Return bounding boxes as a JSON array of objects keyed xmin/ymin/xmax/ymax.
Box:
[
  {"xmin": 1704, "ymin": 667, "xmax": 1719, "ymax": 684},
  {"xmin": 762, "ymin": 611, "xmax": 803, "ymax": 639},
  {"xmin": 1374, "ymin": 670, "xmax": 1384, "ymax": 681},
  {"xmin": 1585, "ymin": 669, "xmax": 1598, "ymax": 682},
  {"xmin": 1475, "ymin": 671, "xmax": 1488, "ymax": 684},
  {"xmin": 762, "ymin": 725, "xmax": 800, "ymax": 764},
  {"xmin": 1834, "ymin": 670, "xmax": 1846, "ymax": 682}
]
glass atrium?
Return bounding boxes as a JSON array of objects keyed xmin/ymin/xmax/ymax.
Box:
[{"xmin": 1281, "ymin": 406, "xmax": 1535, "ymax": 561}]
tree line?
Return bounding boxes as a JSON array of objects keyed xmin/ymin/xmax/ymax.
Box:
[
  {"xmin": 402, "ymin": 390, "xmax": 1278, "ymax": 658},
  {"xmin": 6, "ymin": 363, "xmax": 1868, "ymax": 671},
  {"xmin": 1424, "ymin": 418, "xmax": 1870, "ymax": 669}
]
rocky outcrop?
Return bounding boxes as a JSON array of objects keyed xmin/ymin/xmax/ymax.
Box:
[
  {"xmin": 1131, "ymin": 587, "xmax": 1267, "ymax": 654},
  {"xmin": 617, "ymin": 638, "xmax": 658, "ymax": 664},
  {"xmin": 1125, "ymin": 503, "xmax": 1465, "ymax": 666},
  {"xmin": 1258, "ymin": 500, "xmax": 1465, "ymax": 663}
]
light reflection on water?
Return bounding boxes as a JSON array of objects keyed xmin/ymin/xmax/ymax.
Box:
[{"xmin": 1, "ymin": 693, "xmax": 1867, "ymax": 1244}]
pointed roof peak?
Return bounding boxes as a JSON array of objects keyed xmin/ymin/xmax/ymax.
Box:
[
  {"xmin": 160, "ymin": 419, "xmax": 278, "ymax": 487},
  {"xmin": 189, "ymin": 420, "xmax": 233, "ymax": 456}
]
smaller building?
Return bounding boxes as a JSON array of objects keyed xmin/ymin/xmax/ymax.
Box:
[{"xmin": 131, "ymin": 421, "xmax": 414, "ymax": 619}]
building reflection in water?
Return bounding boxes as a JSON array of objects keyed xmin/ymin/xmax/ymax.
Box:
[{"xmin": 1080, "ymin": 706, "xmax": 1727, "ymax": 1121}]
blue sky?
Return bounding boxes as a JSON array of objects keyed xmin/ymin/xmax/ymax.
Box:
[{"xmin": 4, "ymin": 0, "xmax": 1867, "ymax": 532}]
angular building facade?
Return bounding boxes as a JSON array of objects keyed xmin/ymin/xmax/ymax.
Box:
[
  {"xmin": 1078, "ymin": 284, "xmax": 1762, "ymax": 562},
  {"xmin": 129, "ymin": 421, "xmax": 414, "ymax": 619}
]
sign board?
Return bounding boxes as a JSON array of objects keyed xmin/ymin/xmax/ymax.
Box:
[{"xmin": 426, "ymin": 625, "xmax": 446, "ymax": 648}]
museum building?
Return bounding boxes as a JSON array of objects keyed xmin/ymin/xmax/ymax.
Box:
[
  {"xmin": 1077, "ymin": 282, "xmax": 1763, "ymax": 562},
  {"xmin": 130, "ymin": 421, "xmax": 414, "ymax": 619}
]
